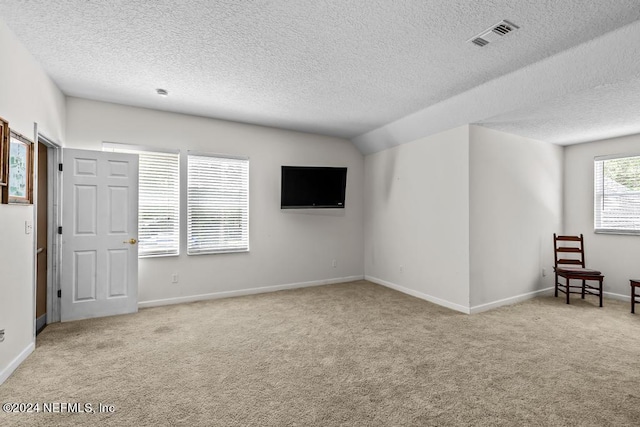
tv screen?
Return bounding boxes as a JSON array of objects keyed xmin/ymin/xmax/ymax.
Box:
[{"xmin": 281, "ymin": 166, "xmax": 347, "ymax": 209}]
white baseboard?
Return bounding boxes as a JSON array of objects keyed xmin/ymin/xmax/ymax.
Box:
[
  {"xmin": 365, "ymin": 275, "xmax": 470, "ymax": 314},
  {"xmin": 365, "ymin": 276, "xmax": 556, "ymax": 315},
  {"xmin": 604, "ymin": 291, "xmax": 631, "ymax": 302},
  {"xmin": 0, "ymin": 342, "xmax": 35, "ymax": 385},
  {"xmin": 138, "ymin": 275, "xmax": 365, "ymax": 309},
  {"xmin": 469, "ymin": 287, "xmax": 554, "ymax": 314}
]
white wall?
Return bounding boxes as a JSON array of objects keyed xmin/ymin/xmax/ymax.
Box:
[
  {"xmin": 363, "ymin": 125, "xmax": 564, "ymax": 314},
  {"xmin": 564, "ymin": 133, "xmax": 640, "ymax": 299},
  {"xmin": 469, "ymin": 126, "xmax": 563, "ymax": 310},
  {"xmin": 65, "ymin": 97, "xmax": 364, "ymax": 305},
  {"xmin": 364, "ymin": 125, "xmax": 470, "ymax": 312},
  {"xmin": 0, "ymin": 21, "xmax": 66, "ymax": 383}
]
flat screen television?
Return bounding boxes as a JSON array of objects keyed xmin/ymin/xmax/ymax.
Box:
[{"xmin": 281, "ymin": 166, "xmax": 347, "ymax": 209}]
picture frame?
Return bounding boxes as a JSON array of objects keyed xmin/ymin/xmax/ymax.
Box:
[
  {"xmin": 2, "ymin": 130, "xmax": 34, "ymax": 204},
  {"xmin": 0, "ymin": 116, "xmax": 8, "ymax": 187}
]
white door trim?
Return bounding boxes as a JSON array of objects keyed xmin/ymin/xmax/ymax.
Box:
[{"xmin": 35, "ymin": 127, "xmax": 63, "ymax": 325}]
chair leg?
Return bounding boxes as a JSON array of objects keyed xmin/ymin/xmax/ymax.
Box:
[
  {"xmin": 554, "ymin": 273, "xmax": 558, "ymax": 297},
  {"xmin": 581, "ymin": 279, "xmax": 586, "ymax": 299},
  {"xmin": 632, "ymin": 285, "xmax": 636, "ymax": 314},
  {"xmin": 566, "ymin": 277, "xmax": 570, "ymax": 304},
  {"xmin": 599, "ymin": 280, "xmax": 603, "ymax": 308}
]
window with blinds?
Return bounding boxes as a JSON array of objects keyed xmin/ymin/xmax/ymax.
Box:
[
  {"xmin": 103, "ymin": 143, "xmax": 180, "ymax": 257},
  {"xmin": 594, "ymin": 154, "xmax": 640, "ymax": 234},
  {"xmin": 187, "ymin": 153, "xmax": 249, "ymax": 255}
]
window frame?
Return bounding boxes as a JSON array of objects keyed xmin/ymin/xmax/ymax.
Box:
[
  {"xmin": 594, "ymin": 153, "xmax": 640, "ymax": 236},
  {"xmin": 186, "ymin": 151, "xmax": 250, "ymax": 256}
]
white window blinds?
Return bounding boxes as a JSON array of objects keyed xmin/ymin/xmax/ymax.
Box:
[
  {"xmin": 187, "ymin": 154, "xmax": 249, "ymax": 255},
  {"xmin": 103, "ymin": 143, "xmax": 180, "ymax": 257},
  {"xmin": 594, "ymin": 154, "xmax": 640, "ymax": 234}
]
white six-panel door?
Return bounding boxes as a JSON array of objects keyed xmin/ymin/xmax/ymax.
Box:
[{"xmin": 61, "ymin": 149, "xmax": 138, "ymax": 321}]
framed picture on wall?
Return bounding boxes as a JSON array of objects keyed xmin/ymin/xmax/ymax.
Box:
[
  {"xmin": 2, "ymin": 131, "xmax": 34, "ymax": 204},
  {"xmin": 0, "ymin": 116, "xmax": 8, "ymax": 187}
]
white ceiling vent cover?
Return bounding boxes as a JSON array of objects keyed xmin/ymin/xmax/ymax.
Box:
[{"xmin": 468, "ymin": 20, "xmax": 520, "ymax": 47}]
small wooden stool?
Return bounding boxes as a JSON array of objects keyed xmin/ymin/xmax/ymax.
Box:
[{"xmin": 631, "ymin": 280, "xmax": 640, "ymax": 314}]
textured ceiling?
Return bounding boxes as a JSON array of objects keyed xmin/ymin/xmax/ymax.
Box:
[
  {"xmin": 0, "ymin": 1, "xmax": 639, "ymax": 150},
  {"xmin": 354, "ymin": 18, "xmax": 640, "ymax": 153},
  {"xmin": 479, "ymin": 76, "xmax": 640, "ymax": 146}
]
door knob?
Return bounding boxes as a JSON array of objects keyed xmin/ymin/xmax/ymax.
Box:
[{"xmin": 123, "ymin": 238, "xmax": 138, "ymax": 245}]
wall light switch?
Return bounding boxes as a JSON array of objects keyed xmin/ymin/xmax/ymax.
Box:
[{"xmin": 25, "ymin": 221, "xmax": 33, "ymax": 234}]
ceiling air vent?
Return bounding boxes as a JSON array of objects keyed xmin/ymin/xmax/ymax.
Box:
[
  {"xmin": 471, "ymin": 37, "xmax": 489, "ymax": 47},
  {"xmin": 467, "ymin": 20, "xmax": 520, "ymax": 47}
]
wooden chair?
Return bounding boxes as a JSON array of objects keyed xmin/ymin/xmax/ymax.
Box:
[
  {"xmin": 631, "ymin": 280, "xmax": 640, "ymax": 314},
  {"xmin": 553, "ymin": 234, "xmax": 604, "ymax": 307}
]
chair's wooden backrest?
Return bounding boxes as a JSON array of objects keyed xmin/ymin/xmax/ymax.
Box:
[{"xmin": 554, "ymin": 234, "xmax": 586, "ymax": 269}]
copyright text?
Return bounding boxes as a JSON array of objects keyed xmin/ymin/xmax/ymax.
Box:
[{"xmin": 2, "ymin": 402, "xmax": 115, "ymax": 414}]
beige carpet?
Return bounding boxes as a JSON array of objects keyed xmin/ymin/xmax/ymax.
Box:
[{"xmin": 1, "ymin": 280, "xmax": 639, "ymax": 426}]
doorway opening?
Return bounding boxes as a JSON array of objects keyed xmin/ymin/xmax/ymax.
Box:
[
  {"xmin": 35, "ymin": 141, "xmax": 48, "ymax": 334},
  {"xmin": 34, "ymin": 132, "xmax": 62, "ymax": 334}
]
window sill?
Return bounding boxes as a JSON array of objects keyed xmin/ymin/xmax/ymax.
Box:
[
  {"xmin": 187, "ymin": 249, "xmax": 250, "ymax": 256},
  {"xmin": 594, "ymin": 230, "xmax": 640, "ymax": 236},
  {"xmin": 139, "ymin": 253, "xmax": 180, "ymax": 259}
]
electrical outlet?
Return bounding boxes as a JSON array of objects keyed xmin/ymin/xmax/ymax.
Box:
[
  {"xmin": 400, "ymin": 265, "xmax": 404, "ymax": 273},
  {"xmin": 332, "ymin": 259, "xmax": 337, "ymax": 268},
  {"xmin": 25, "ymin": 221, "xmax": 33, "ymax": 235},
  {"xmin": 0, "ymin": 329, "xmax": 5, "ymax": 343},
  {"xmin": 542, "ymin": 268, "xmax": 547, "ymax": 277},
  {"xmin": 171, "ymin": 273, "xmax": 179, "ymax": 284}
]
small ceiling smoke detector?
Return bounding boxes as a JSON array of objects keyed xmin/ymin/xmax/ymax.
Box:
[
  {"xmin": 156, "ymin": 88, "xmax": 168, "ymax": 97},
  {"xmin": 468, "ymin": 20, "xmax": 520, "ymax": 47}
]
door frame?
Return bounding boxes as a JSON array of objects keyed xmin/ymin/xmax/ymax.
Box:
[{"xmin": 32, "ymin": 124, "xmax": 63, "ymax": 330}]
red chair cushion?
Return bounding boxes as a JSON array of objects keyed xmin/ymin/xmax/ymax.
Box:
[{"xmin": 557, "ymin": 267, "xmax": 602, "ymax": 275}]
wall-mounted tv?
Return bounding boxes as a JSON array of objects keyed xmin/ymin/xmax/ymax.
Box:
[{"xmin": 281, "ymin": 166, "xmax": 347, "ymax": 209}]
